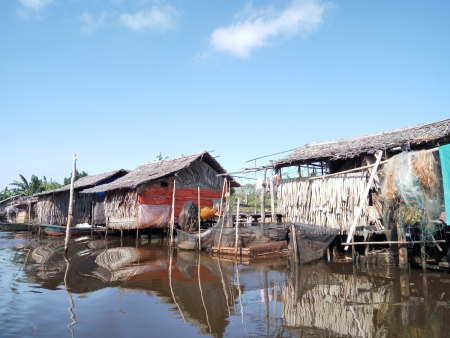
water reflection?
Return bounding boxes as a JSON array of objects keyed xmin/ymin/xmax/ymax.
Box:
[{"xmin": 1, "ymin": 232, "xmax": 449, "ymax": 337}]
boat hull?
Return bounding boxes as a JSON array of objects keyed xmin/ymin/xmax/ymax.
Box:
[
  {"xmin": 41, "ymin": 225, "xmax": 92, "ymax": 237},
  {"xmin": 0, "ymin": 222, "xmax": 31, "ymax": 231}
]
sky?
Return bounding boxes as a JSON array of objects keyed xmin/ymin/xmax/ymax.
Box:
[{"xmin": 1, "ymin": 0, "xmax": 449, "ymax": 189}]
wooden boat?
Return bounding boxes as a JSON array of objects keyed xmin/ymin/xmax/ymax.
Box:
[
  {"xmin": 0, "ymin": 222, "xmax": 31, "ymax": 231},
  {"xmin": 41, "ymin": 224, "xmax": 93, "ymax": 236}
]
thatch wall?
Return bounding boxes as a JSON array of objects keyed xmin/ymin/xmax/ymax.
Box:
[
  {"xmin": 104, "ymin": 190, "xmax": 137, "ymax": 229},
  {"xmin": 35, "ymin": 192, "xmax": 93, "ymax": 226},
  {"xmin": 277, "ymin": 171, "xmax": 382, "ymax": 232}
]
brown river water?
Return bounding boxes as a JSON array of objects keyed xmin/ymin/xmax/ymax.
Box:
[{"xmin": 1, "ymin": 231, "xmax": 449, "ymax": 338}]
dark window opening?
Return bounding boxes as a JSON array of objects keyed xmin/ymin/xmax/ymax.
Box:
[{"xmin": 160, "ymin": 181, "xmax": 168, "ymax": 187}]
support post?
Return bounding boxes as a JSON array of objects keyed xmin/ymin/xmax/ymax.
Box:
[
  {"xmin": 235, "ymin": 197, "xmax": 240, "ymax": 257},
  {"xmin": 169, "ymin": 180, "xmax": 176, "ymax": 245},
  {"xmin": 420, "ymin": 231, "xmax": 427, "ymax": 272},
  {"xmin": 260, "ymin": 169, "xmax": 267, "ymax": 224},
  {"xmin": 270, "ymin": 168, "xmax": 275, "ymax": 223},
  {"xmin": 64, "ymin": 154, "xmax": 76, "ymax": 253},
  {"xmin": 291, "ymin": 224, "xmax": 299, "ymax": 263},
  {"xmin": 397, "ymin": 223, "xmax": 409, "ymax": 270}
]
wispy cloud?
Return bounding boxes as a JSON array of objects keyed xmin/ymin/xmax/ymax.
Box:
[
  {"xmin": 80, "ymin": 11, "xmax": 109, "ymax": 32},
  {"xmin": 17, "ymin": 0, "xmax": 54, "ymax": 18},
  {"xmin": 120, "ymin": 5, "xmax": 179, "ymax": 31},
  {"xmin": 210, "ymin": 0, "xmax": 329, "ymax": 59}
]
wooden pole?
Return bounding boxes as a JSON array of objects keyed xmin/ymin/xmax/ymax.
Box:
[
  {"xmin": 397, "ymin": 223, "xmax": 409, "ymax": 270},
  {"xmin": 198, "ymin": 186, "xmax": 201, "ymax": 250},
  {"xmin": 169, "ymin": 180, "xmax": 176, "ymax": 245},
  {"xmin": 217, "ymin": 179, "xmax": 226, "ymax": 223},
  {"xmin": 291, "ymin": 224, "xmax": 299, "ymax": 263},
  {"xmin": 64, "ymin": 153, "xmax": 76, "ymax": 253},
  {"xmin": 343, "ymin": 240, "xmax": 445, "ymax": 246},
  {"xmin": 420, "ymin": 231, "xmax": 427, "ymax": 272},
  {"xmin": 270, "ymin": 168, "xmax": 275, "ymax": 223},
  {"xmin": 260, "ymin": 169, "xmax": 267, "ymax": 224},
  {"xmin": 344, "ymin": 150, "xmax": 383, "ymax": 250},
  {"xmin": 235, "ymin": 197, "xmax": 240, "ymax": 257},
  {"xmin": 217, "ymin": 181, "xmax": 229, "ymax": 253}
]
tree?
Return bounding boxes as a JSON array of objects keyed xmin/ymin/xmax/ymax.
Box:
[
  {"xmin": 63, "ymin": 170, "xmax": 88, "ymax": 185},
  {"xmin": 0, "ymin": 187, "xmax": 14, "ymax": 201}
]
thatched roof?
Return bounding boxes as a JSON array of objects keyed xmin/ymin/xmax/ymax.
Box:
[
  {"xmin": 0, "ymin": 194, "xmax": 24, "ymax": 206},
  {"xmin": 35, "ymin": 169, "xmax": 128, "ymax": 196},
  {"xmin": 275, "ymin": 119, "xmax": 450, "ymax": 169},
  {"xmin": 82, "ymin": 151, "xmax": 238, "ymax": 194}
]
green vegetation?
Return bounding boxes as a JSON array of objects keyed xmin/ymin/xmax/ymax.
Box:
[
  {"xmin": 229, "ymin": 183, "xmax": 276, "ymax": 212},
  {"xmin": 0, "ymin": 171, "xmax": 88, "ymax": 201},
  {"xmin": 63, "ymin": 170, "xmax": 88, "ymax": 185}
]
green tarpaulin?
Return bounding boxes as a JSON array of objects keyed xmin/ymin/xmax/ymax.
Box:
[{"xmin": 439, "ymin": 144, "xmax": 450, "ymax": 225}]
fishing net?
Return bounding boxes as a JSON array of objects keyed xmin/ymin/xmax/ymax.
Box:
[
  {"xmin": 380, "ymin": 151, "xmax": 444, "ymax": 244},
  {"xmin": 175, "ymin": 222, "xmax": 219, "ymax": 250},
  {"xmin": 211, "ymin": 222, "xmax": 290, "ymax": 249},
  {"xmin": 292, "ymin": 223, "xmax": 339, "ymax": 263}
]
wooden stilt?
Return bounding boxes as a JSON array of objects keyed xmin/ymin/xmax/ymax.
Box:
[
  {"xmin": 291, "ymin": 224, "xmax": 299, "ymax": 263},
  {"xmin": 169, "ymin": 180, "xmax": 176, "ymax": 245},
  {"xmin": 260, "ymin": 169, "xmax": 267, "ymax": 224},
  {"xmin": 269, "ymin": 168, "xmax": 275, "ymax": 223},
  {"xmin": 64, "ymin": 154, "xmax": 76, "ymax": 254},
  {"xmin": 235, "ymin": 198, "xmax": 240, "ymax": 257},
  {"xmin": 397, "ymin": 223, "xmax": 409, "ymax": 270}
]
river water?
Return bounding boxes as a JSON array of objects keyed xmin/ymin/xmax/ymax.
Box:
[{"xmin": 1, "ymin": 231, "xmax": 449, "ymax": 338}]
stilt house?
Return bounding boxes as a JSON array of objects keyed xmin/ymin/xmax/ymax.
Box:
[
  {"xmin": 33, "ymin": 169, "xmax": 128, "ymax": 226},
  {"xmin": 81, "ymin": 151, "xmax": 238, "ymax": 231},
  {"xmin": 0, "ymin": 194, "xmax": 27, "ymax": 222},
  {"xmin": 274, "ymin": 119, "xmax": 450, "ymax": 233}
]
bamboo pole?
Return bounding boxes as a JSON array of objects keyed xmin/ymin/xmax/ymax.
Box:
[
  {"xmin": 217, "ymin": 179, "xmax": 227, "ymax": 223},
  {"xmin": 344, "ymin": 150, "xmax": 383, "ymax": 250},
  {"xmin": 291, "ymin": 224, "xmax": 299, "ymax": 263},
  {"xmin": 235, "ymin": 197, "xmax": 240, "ymax": 257},
  {"xmin": 64, "ymin": 154, "xmax": 76, "ymax": 253},
  {"xmin": 270, "ymin": 169, "xmax": 275, "ymax": 222},
  {"xmin": 260, "ymin": 169, "xmax": 267, "ymax": 223},
  {"xmin": 343, "ymin": 240, "xmax": 445, "ymax": 246},
  {"xmin": 198, "ymin": 186, "xmax": 201, "ymax": 250},
  {"xmin": 169, "ymin": 180, "xmax": 176, "ymax": 245},
  {"xmin": 217, "ymin": 181, "xmax": 230, "ymax": 253}
]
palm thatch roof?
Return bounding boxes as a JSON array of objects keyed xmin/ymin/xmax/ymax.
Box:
[
  {"xmin": 275, "ymin": 119, "xmax": 450, "ymax": 169},
  {"xmin": 35, "ymin": 169, "xmax": 128, "ymax": 196},
  {"xmin": 82, "ymin": 151, "xmax": 238, "ymax": 194}
]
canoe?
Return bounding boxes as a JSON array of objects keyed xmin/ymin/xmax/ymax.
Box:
[
  {"xmin": 41, "ymin": 224, "xmax": 92, "ymax": 236},
  {"xmin": 0, "ymin": 222, "xmax": 31, "ymax": 231}
]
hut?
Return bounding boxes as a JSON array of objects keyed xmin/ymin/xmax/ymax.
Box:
[
  {"xmin": 0, "ymin": 194, "xmax": 27, "ymax": 223},
  {"xmin": 273, "ymin": 119, "xmax": 450, "ymax": 233},
  {"xmin": 81, "ymin": 151, "xmax": 239, "ymax": 231},
  {"xmin": 33, "ymin": 169, "xmax": 128, "ymax": 226}
]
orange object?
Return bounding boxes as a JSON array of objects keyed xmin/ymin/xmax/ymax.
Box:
[{"xmin": 200, "ymin": 206, "xmax": 215, "ymax": 220}]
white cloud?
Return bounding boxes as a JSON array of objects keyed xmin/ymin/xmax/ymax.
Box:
[
  {"xmin": 120, "ymin": 5, "xmax": 179, "ymax": 31},
  {"xmin": 210, "ymin": 0, "xmax": 329, "ymax": 59},
  {"xmin": 17, "ymin": 0, "xmax": 53, "ymax": 18},
  {"xmin": 80, "ymin": 11, "xmax": 109, "ymax": 32}
]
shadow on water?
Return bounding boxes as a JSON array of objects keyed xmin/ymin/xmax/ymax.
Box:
[{"xmin": 1, "ymin": 231, "xmax": 450, "ymax": 337}]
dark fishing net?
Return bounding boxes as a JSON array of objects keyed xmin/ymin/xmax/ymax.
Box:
[{"xmin": 292, "ymin": 223, "xmax": 339, "ymax": 263}]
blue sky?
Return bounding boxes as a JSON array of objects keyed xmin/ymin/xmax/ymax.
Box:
[{"xmin": 1, "ymin": 0, "xmax": 449, "ymax": 189}]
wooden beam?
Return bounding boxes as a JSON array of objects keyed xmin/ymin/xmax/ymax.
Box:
[
  {"xmin": 343, "ymin": 240, "xmax": 445, "ymax": 246},
  {"xmin": 344, "ymin": 150, "xmax": 383, "ymax": 251}
]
